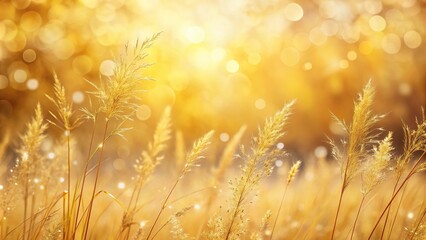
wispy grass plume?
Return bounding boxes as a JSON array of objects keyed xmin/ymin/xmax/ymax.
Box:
[
  {"xmin": 330, "ymin": 81, "xmax": 383, "ymax": 239},
  {"xmin": 350, "ymin": 132, "xmax": 393, "ymax": 240},
  {"xmin": 145, "ymin": 131, "xmax": 214, "ymax": 240},
  {"xmin": 225, "ymin": 101, "xmax": 295, "ymax": 240}
]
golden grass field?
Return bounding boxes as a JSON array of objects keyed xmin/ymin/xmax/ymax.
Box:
[{"xmin": 0, "ymin": 0, "xmax": 425, "ymax": 239}]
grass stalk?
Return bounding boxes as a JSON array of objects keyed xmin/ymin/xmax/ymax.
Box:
[
  {"xmin": 73, "ymin": 117, "xmax": 97, "ymax": 239},
  {"xmin": 270, "ymin": 184, "xmax": 289, "ymax": 240},
  {"xmin": 379, "ymin": 175, "xmax": 400, "ymax": 240},
  {"xmin": 350, "ymin": 195, "xmax": 365, "ymax": 240},
  {"xmin": 386, "ymin": 183, "xmax": 408, "ymax": 239},
  {"xmin": 367, "ymin": 151, "xmax": 425, "ymax": 239},
  {"xmin": 65, "ymin": 132, "xmax": 71, "ymax": 239},
  {"xmin": 82, "ymin": 120, "xmax": 110, "ymax": 240},
  {"xmin": 27, "ymin": 194, "xmax": 35, "ymax": 239},
  {"xmin": 145, "ymin": 177, "xmax": 180, "ymax": 240},
  {"xmin": 409, "ymin": 206, "xmax": 426, "ymax": 240},
  {"xmin": 23, "ymin": 172, "xmax": 29, "ymax": 240},
  {"xmin": 330, "ymin": 177, "xmax": 346, "ymax": 239}
]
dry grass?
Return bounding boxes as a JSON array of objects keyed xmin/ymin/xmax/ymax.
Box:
[{"xmin": 0, "ymin": 38, "xmax": 425, "ymax": 240}]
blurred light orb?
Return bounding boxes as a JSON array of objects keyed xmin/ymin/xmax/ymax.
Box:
[
  {"xmin": 194, "ymin": 204, "xmax": 201, "ymax": 210},
  {"xmin": 96, "ymin": 3, "xmax": 117, "ymax": 22},
  {"xmin": 72, "ymin": 91, "xmax": 85, "ymax": 104},
  {"xmin": 339, "ymin": 60, "xmax": 349, "ymax": 69},
  {"xmin": 319, "ymin": 1, "xmax": 337, "ymax": 18},
  {"xmin": 255, "ymin": 98, "xmax": 266, "ymax": 110},
  {"xmin": 23, "ymin": 49, "xmax": 37, "ymax": 63},
  {"xmin": 280, "ymin": 47, "xmax": 300, "ymax": 66},
  {"xmin": 407, "ymin": 212, "xmax": 414, "ymax": 219},
  {"xmin": 314, "ymin": 146, "xmax": 328, "ymax": 159},
  {"xmin": 211, "ymin": 47, "xmax": 226, "ymax": 62},
  {"xmin": 54, "ymin": 39, "xmax": 75, "ymax": 60},
  {"xmin": 118, "ymin": 182, "xmax": 125, "ymax": 189},
  {"xmin": 47, "ymin": 152, "xmax": 56, "ymax": 159},
  {"xmin": 185, "ymin": 26, "xmax": 205, "ymax": 44},
  {"xmin": 38, "ymin": 23, "xmax": 64, "ymax": 44},
  {"xmin": 100, "ymin": 60, "xmax": 116, "ymax": 76},
  {"xmin": 20, "ymin": 11, "xmax": 42, "ymax": 32},
  {"xmin": 12, "ymin": 0, "xmax": 31, "ymax": 9},
  {"xmin": 398, "ymin": 82, "xmax": 411, "ymax": 96},
  {"xmin": 275, "ymin": 160, "xmax": 283, "ymax": 167},
  {"xmin": 170, "ymin": 77, "xmax": 189, "ymax": 92},
  {"xmin": 321, "ymin": 20, "xmax": 339, "ymax": 36},
  {"xmin": 347, "ymin": 51, "xmax": 357, "ymax": 61},
  {"xmin": 0, "ymin": 185, "xmax": 3, "ymax": 190},
  {"xmin": 136, "ymin": 105, "xmax": 151, "ymax": 120},
  {"xmin": 309, "ymin": 28, "xmax": 327, "ymax": 46},
  {"xmin": 403, "ymin": 30, "xmax": 422, "ymax": 49},
  {"xmin": 6, "ymin": 31, "xmax": 27, "ymax": 52},
  {"xmin": 73, "ymin": 55, "xmax": 93, "ymax": 75},
  {"xmin": 248, "ymin": 53, "xmax": 261, "ymax": 65},
  {"xmin": 0, "ymin": 75, "xmax": 8, "ymax": 89},
  {"xmin": 304, "ymin": 62, "xmax": 312, "ymax": 70},
  {"xmin": 113, "ymin": 158, "xmax": 125, "ymax": 170},
  {"xmin": 117, "ymin": 146, "xmax": 130, "ymax": 158},
  {"xmin": 2, "ymin": 20, "xmax": 18, "ymax": 42},
  {"xmin": 277, "ymin": 142, "xmax": 285, "ymax": 149},
  {"xmin": 364, "ymin": 0, "xmax": 383, "ymax": 15},
  {"xmin": 401, "ymin": 0, "xmax": 417, "ymax": 8},
  {"xmin": 219, "ymin": 133, "xmax": 230, "ymax": 142},
  {"xmin": 382, "ymin": 34, "xmax": 401, "ymax": 54},
  {"xmin": 80, "ymin": 0, "xmax": 99, "ymax": 8},
  {"xmin": 341, "ymin": 26, "xmax": 360, "ymax": 44},
  {"xmin": 226, "ymin": 60, "xmax": 239, "ymax": 73},
  {"xmin": 14, "ymin": 69, "xmax": 27, "ymax": 83},
  {"xmin": 369, "ymin": 15, "xmax": 386, "ymax": 32},
  {"xmin": 284, "ymin": 3, "xmax": 304, "ymax": 22},
  {"xmin": 26, "ymin": 78, "xmax": 39, "ymax": 90}
]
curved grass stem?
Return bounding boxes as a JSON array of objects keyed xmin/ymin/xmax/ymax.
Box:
[{"xmin": 82, "ymin": 120, "xmax": 109, "ymax": 240}]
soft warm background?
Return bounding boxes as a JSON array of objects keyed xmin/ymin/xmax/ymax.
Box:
[
  {"xmin": 1, "ymin": 0, "xmax": 426, "ymax": 239},
  {"xmin": 1, "ymin": 0, "xmax": 425, "ymax": 159}
]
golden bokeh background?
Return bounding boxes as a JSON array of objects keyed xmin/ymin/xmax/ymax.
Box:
[{"xmin": 1, "ymin": 0, "xmax": 425, "ymax": 162}]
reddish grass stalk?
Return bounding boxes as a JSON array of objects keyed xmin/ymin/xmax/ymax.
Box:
[
  {"xmin": 386, "ymin": 184, "xmax": 408, "ymax": 239},
  {"xmin": 379, "ymin": 175, "xmax": 401, "ymax": 240},
  {"xmin": 330, "ymin": 164, "xmax": 349, "ymax": 240},
  {"xmin": 82, "ymin": 120, "xmax": 109, "ymax": 240},
  {"xmin": 367, "ymin": 152, "xmax": 425, "ymax": 240},
  {"xmin": 350, "ymin": 195, "xmax": 365, "ymax": 240}
]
